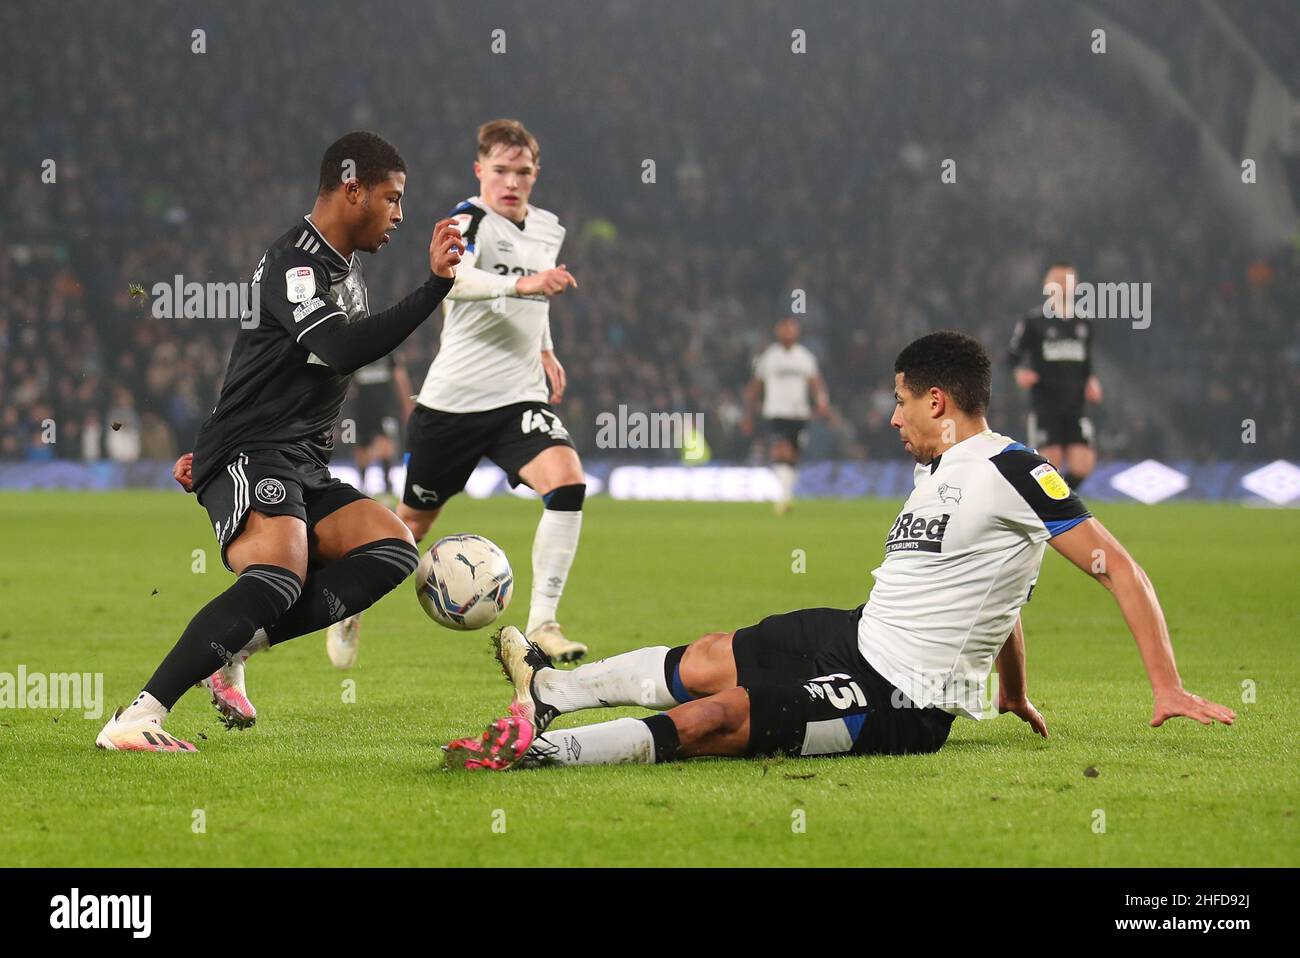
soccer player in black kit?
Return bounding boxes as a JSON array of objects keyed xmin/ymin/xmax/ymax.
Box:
[
  {"xmin": 1008, "ymin": 262, "xmax": 1103, "ymax": 490},
  {"xmin": 96, "ymin": 132, "xmax": 464, "ymax": 752},
  {"xmin": 349, "ymin": 353, "xmax": 413, "ymax": 499}
]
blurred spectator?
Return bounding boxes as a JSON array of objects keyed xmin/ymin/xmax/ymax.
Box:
[{"xmin": 2, "ymin": 0, "xmax": 1296, "ymax": 467}]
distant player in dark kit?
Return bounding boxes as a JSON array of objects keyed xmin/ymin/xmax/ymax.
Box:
[
  {"xmin": 96, "ymin": 132, "xmax": 465, "ymax": 752},
  {"xmin": 347, "ymin": 354, "xmax": 414, "ymax": 496},
  {"xmin": 1008, "ymin": 262, "xmax": 1103, "ymax": 489}
]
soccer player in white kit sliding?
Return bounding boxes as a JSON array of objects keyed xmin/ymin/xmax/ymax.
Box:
[
  {"xmin": 326, "ymin": 119, "xmax": 588, "ymax": 667},
  {"xmin": 445, "ymin": 331, "xmax": 1235, "ymax": 771},
  {"xmin": 742, "ymin": 317, "xmax": 829, "ymax": 515}
]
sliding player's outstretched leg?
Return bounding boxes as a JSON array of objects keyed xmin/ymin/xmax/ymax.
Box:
[
  {"xmin": 446, "ymin": 687, "xmax": 749, "ymax": 770},
  {"xmin": 455, "ymin": 605, "xmax": 956, "ymax": 770},
  {"xmin": 492, "ymin": 625, "xmax": 738, "ymax": 731}
]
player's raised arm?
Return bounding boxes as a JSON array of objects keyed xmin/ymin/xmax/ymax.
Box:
[
  {"xmin": 441, "ymin": 205, "xmax": 575, "ymax": 303},
  {"xmin": 1048, "ymin": 517, "xmax": 1236, "ymax": 728},
  {"xmin": 295, "ymin": 219, "xmax": 461, "ymax": 375},
  {"xmin": 995, "ymin": 615, "xmax": 1048, "ymax": 738}
]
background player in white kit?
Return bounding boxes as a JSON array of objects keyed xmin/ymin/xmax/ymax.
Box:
[
  {"xmin": 742, "ymin": 317, "xmax": 829, "ymax": 515},
  {"xmin": 327, "ymin": 119, "xmax": 587, "ymax": 668}
]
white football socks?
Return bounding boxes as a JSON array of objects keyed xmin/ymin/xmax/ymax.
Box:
[
  {"xmin": 527, "ymin": 508, "xmax": 583, "ymax": 634},
  {"xmin": 119, "ymin": 691, "xmax": 167, "ymax": 723},
  {"xmin": 535, "ymin": 646, "xmax": 678, "ymax": 713},
  {"xmin": 537, "ymin": 718, "xmax": 657, "ymax": 766},
  {"xmin": 773, "ymin": 462, "xmax": 797, "ymax": 503}
]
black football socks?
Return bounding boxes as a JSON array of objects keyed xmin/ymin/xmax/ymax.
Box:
[
  {"xmin": 143, "ymin": 564, "xmax": 303, "ymax": 709},
  {"xmin": 267, "ymin": 538, "xmax": 419, "ymax": 645}
]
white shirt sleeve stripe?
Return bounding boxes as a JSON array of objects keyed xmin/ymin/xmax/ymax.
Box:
[{"xmin": 295, "ymin": 310, "xmax": 345, "ymax": 342}]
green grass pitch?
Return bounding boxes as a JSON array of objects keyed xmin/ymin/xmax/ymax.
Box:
[{"xmin": 0, "ymin": 491, "xmax": 1295, "ymax": 867}]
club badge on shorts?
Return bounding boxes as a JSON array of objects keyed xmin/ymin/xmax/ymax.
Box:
[{"xmin": 255, "ymin": 478, "xmax": 287, "ymax": 505}]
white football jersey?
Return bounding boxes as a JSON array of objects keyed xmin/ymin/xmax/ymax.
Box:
[
  {"xmin": 417, "ymin": 197, "xmax": 565, "ymax": 413},
  {"xmin": 857, "ymin": 430, "xmax": 1091, "ymax": 720},
  {"xmin": 753, "ymin": 343, "xmax": 819, "ymax": 419}
]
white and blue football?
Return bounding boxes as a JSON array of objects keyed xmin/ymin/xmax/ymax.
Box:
[{"xmin": 415, "ymin": 534, "xmax": 514, "ymax": 631}]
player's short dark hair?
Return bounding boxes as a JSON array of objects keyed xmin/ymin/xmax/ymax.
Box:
[
  {"xmin": 894, "ymin": 331, "xmax": 992, "ymax": 415},
  {"xmin": 318, "ymin": 132, "xmax": 406, "ymax": 195}
]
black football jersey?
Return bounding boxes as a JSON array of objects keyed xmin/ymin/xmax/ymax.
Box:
[
  {"xmin": 192, "ymin": 216, "xmax": 370, "ymax": 492},
  {"xmin": 1007, "ymin": 309, "xmax": 1094, "ymax": 409}
]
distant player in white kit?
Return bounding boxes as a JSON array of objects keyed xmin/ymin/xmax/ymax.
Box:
[
  {"xmin": 743, "ymin": 317, "xmax": 828, "ymax": 515},
  {"xmin": 326, "ymin": 119, "xmax": 588, "ymax": 668}
]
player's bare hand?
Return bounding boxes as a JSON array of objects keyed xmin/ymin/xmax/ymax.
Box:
[
  {"xmin": 430, "ymin": 218, "xmax": 464, "ymax": 279},
  {"xmin": 1085, "ymin": 375, "xmax": 1103, "ymax": 405},
  {"xmin": 517, "ymin": 265, "xmax": 577, "ymax": 298},
  {"xmin": 740, "ymin": 416, "xmax": 754, "ymax": 438},
  {"xmin": 541, "ymin": 350, "xmax": 567, "ymax": 403},
  {"xmin": 999, "ymin": 696, "xmax": 1049, "ymax": 738},
  {"xmin": 1151, "ymin": 688, "xmax": 1235, "ymax": 728},
  {"xmin": 172, "ymin": 452, "xmax": 194, "ymax": 493},
  {"xmin": 1014, "ymin": 368, "xmax": 1039, "ymax": 390}
]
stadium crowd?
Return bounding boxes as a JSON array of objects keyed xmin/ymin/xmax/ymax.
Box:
[{"xmin": 3, "ymin": 0, "xmax": 1296, "ymax": 467}]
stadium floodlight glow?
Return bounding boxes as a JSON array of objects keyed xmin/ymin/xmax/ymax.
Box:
[
  {"xmin": 1240, "ymin": 460, "xmax": 1300, "ymax": 505},
  {"xmin": 1108, "ymin": 459, "xmax": 1189, "ymax": 505}
]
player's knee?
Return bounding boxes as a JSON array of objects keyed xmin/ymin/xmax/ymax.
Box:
[
  {"xmin": 679, "ymin": 632, "xmax": 735, "ymax": 695},
  {"xmin": 372, "ymin": 504, "xmax": 416, "ymax": 548},
  {"xmin": 394, "ymin": 519, "xmax": 417, "ymax": 548},
  {"xmin": 541, "ymin": 482, "xmax": 585, "ymax": 511}
]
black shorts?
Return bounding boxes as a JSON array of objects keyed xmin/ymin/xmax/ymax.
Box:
[
  {"xmin": 403, "ymin": 401, "xmax": 576, "ymax": 510},
  {"xmin": 733, "ymin": 606, "xmax": 956, "ymax": 758},
  {"xmin": 196, "ymin": 449, "xmax": 367, "ymax": 571},
  {"xmin": 351, "ymin": 389, "xmax": 400, "ymax": 446},
  {"xmin": 765, "ymin": 417, "xmax": 808, "ymax": 450},
  {"xmin": 1028, "ymin": 407, "xmax": 1094, "ymax": 448}
]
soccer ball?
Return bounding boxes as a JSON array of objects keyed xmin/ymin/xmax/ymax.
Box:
[{"xmin": 415, "ymin": 534, "xmax": 514, "ymax": 631}]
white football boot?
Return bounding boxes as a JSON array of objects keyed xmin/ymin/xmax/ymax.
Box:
[
  {"xmin": 492, "ymin": 626, "xmax": 560, "ymax": 732},
  {"xmin": 96, "ymin": 708, "xmax": 197, "ymax": 752},
  {"xmin": 526, "ymin": 620, "xmax": 587, "ymax": 664},
  {"xmin": 326, "ymin": 613, "xmax": 362, "ymax": 670}
]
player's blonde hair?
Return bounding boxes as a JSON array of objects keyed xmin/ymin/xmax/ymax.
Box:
[{"xmin": 477, "ymin": 119, "xmax": 540, "ymax": 165}]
